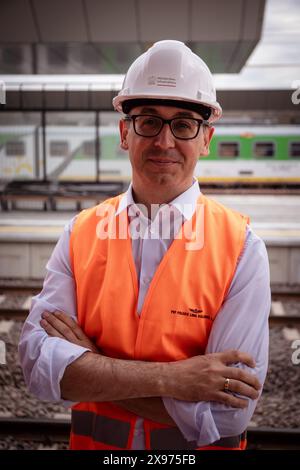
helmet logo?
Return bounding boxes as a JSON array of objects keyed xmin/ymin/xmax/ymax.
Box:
[
  {"xmin": 147, "ymin": 76, "xmax": 176, "ymax": 88},
  {"xmin": 148, "ymin": 76, "xmax": 156, "ymax": 85}
]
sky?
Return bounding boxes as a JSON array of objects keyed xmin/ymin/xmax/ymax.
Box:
[{"xmin": 215, "ymin": 0, "xmax": 300, "ymax": 89}]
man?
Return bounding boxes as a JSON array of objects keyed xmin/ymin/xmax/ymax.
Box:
[{"xmin": 19, "ymin": 40, "xmax": 270, "ymax": 450}]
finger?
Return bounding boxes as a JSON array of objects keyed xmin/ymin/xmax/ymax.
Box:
[
  {"xmin": 215, "ymin": 391, "xmax": 249, "ymax": 409},
  {"xmin": 220, "ymin": 350, "xmax": 256, "ymax": 368},
  {"xmin": 40, "ymin": 318, "xmax": 64, "ymax": 339},
  {"xmin": 56, "ymin": 313, "xmax": 98, "ymax": 347},
  {"xmin": 41, "ymin": 311, "xmax": 77, "ymax": 343},
  {"xmin": 221, "ymin": 378, "xmax": 260, "ymax": 400},
  {"xmin": 225, "ymin": 366, "xmax": 261, "ymax": 390},
  {"xmin": 49, "ymin": 311, "xmax": 99, "ymax": 352},
  {"xmin": 52, "ymin": 311, "xmax": 85, "ymax": 341},
  {"xmin": 52, "ymin": 311, "xmax": 90, "ymax": 342},
  {"xmin": 41, "ymin": 311, "xmax": 99, "ymax": 352}
]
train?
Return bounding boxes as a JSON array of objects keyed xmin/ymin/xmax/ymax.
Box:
[{"xmin": 1, "ymin": 124, "xmax": 300, "ymax": 184}]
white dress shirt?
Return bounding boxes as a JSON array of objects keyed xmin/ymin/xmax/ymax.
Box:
[{"xmin": 19, "ymin": 180, "xmax": 270, "ymax": 448}]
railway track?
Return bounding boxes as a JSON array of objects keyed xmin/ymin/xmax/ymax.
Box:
[
  {"xmin": 269, "ymin": 292, "xmax": 300, "ymax": 326},
  {"xmin": 0, "ymin": 286, "xmax": 300, "ymax": 324},
  {"xmin": 1, "ymin": 307, "xmax": 300, "ymax": 324},
  {"xmin": 0, "ymin": 287, "xmax": 300, "ymax": 326},
  {"xmin": 0, "ymin": 284, "xmax": 41, "ymax": 295},
  {"xmin": 3, "ymin": 311, "xmax": 296, "ymax": 325},
  {"xmin": 0, "ymin": 284, "xmax": 40, "ymax": 319},
  {"xmin": 247, "ymin": 427, "xmax": 300, "ymax": 450},
  {"xmin": 1, "ymin": 290, "xmax": 299, "ymax": 451},
  {"xmin": 1, "ymin": 417, "xmax": 300, "ymax": 450},
  {"xmin": 1, "ymin": 282, "xmax": 299, "ymax": 296},
  {"xmin": 0, "ymin": 417, "xmax": 70, "ymax": 443}
]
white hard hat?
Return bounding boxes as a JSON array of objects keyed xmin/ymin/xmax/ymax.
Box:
[{"xmin": 113, "ymin": 40, "xmax": 222, "ymax": 123}]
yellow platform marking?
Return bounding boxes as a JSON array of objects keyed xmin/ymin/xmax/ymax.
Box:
[
  {"xmin": 58, "ymin": 175, "xmax": 300, "ymax": 183},
  {"xmin": 256, "ymin": 229, "xmax": 300, "ymax": 238},
  {"xmin": 0, "ymin": 226, "xmax": 63, "ymax": 233}
]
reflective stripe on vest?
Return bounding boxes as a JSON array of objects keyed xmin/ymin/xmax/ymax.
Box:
[
  {"xmin": 72, "ymin": 409, "xmax": 246, "ymax": 450},
  {"xmin": 72, "ymin": 409, "xmax": 130, "ymax": 448}
]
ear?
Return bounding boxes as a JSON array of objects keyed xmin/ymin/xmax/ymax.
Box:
[
  {"xmin": 119, "ymin": 119, "xmax": 129, "ymax": 151},
  {"xmin": 202, "ymin": 126, "xmax": 214, "ymax": 156}
]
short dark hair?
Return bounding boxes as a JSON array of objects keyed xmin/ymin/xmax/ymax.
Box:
[{"xmin": 122, "ymin": 98, "xmax": 211, "ymax": 121}]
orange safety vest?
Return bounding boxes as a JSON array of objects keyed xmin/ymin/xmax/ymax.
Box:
[{"xmin": 69, "ymin": 193, "xmax": 249, "ymax": 450}]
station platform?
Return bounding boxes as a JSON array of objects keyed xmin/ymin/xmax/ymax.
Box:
[{"xmin": 0, "ymin": 194, "xmax": 300, "ymax": 286}]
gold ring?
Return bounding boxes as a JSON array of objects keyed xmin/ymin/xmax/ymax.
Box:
[{"xmin": 224, "ymin": 378, "xmax": 230, "ymax": 392}]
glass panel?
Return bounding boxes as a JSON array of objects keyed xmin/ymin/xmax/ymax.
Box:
[
  {"xmin": 290, "ymin": 142, "xmax": 300, "ymax": 158},
  {"xmin": 254, "ymin": 142, "xmax": 274, "ymax": 158},
  {"xmin": 218, "ymin": 142, "xmax": 239, "ymax": 158},
  {"xmin": 37, "ymin": 43, "xmax": 141, "ymax": 74},
  {"xmin": 46, "ymin": 112, "xmax": 96, "ymax": 181},
  {"xmin": 0, "ymin": 112, "xmax": 42, "ymax": 181},
  {"xmin": 0, "ymin": 42, "xmax": 142, "ymax": 75}
]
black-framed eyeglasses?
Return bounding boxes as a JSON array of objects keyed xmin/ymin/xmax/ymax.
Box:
[{"xmin": 124, "ymin": 114, "xmax": 209, "ymax": 140}]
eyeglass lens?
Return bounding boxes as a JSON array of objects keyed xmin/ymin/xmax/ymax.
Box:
[{"xmin": 134, "ymin": 115, "xmax": 200, "ymax": 139}]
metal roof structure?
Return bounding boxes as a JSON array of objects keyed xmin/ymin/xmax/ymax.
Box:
[{"xmin": 0, "ymin": 0, "xmax": 265, "ymax": 74}]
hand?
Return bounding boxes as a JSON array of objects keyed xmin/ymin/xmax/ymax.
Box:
[
  {"xmin": 167, "ymin": 350, "xmax": 261, "ymax": 408},
  {"xmin": 40, "ymin": 311, "xmax": 261, "ymax": 408},
  {"xmin": 40, "ymin": 310, "xmax": 99, "ymax": 354}
]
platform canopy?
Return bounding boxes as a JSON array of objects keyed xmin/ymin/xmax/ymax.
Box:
[{"xmin": 0, "ymin": 0, "xmax": 265, "ymax": 74}]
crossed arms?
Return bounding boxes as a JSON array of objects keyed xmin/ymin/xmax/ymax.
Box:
[
  {"xmin": 40, "ymin": 309, "xmax": 261, "ymax": 425},
  {"xmin": 19, "ymin": 220, "xmax": 270, "ymax": 444}
]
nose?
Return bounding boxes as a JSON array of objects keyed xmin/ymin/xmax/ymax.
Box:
[{"xmin": 153, "ymin": 123, "xmax": 175, "ymax": 149}]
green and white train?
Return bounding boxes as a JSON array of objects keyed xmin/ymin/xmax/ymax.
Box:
[{"xmin": 1, "ymin": 125, "xmax": 300, "ymax": 183}]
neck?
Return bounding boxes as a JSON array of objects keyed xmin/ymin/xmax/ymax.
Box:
[{"xmin": 131, "ymin": 177, "xmax": 194, "ymax": 217}]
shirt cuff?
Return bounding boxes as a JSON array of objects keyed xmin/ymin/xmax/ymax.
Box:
[{"xmin": 29, "ymin": 336, "xmax": 90, "ymax": 404}]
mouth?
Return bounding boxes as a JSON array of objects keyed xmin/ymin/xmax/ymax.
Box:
[{"xmin": 147, "ymin": 159, "xmax": 179, "ymax": 166}]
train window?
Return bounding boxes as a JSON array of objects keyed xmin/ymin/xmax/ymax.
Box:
[
  {"xmin": 289, "ymin": 142, "xmax": 300, "ymax": 158},
  {"xmin": 6, "ymin": 141, "xmax": 25, "ymax": 157},
  {"xmin": 50, "ymin": 141, "xmax": 69, "ymax": 157},
  {"xmin": 254, "ymin": 142, "xmax": 274, "ymax": 158},
  {"xmin": 82, "ymin": 140, "xmax": 95, "ymax": 157},
  {"xmin": 218, "ymin": 142, "xmax": 239, "ymax": 158}
]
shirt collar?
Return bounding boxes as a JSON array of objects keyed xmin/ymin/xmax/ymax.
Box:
[{"xmin": 115, "ymin": 178, "xmax": 201, "ymax": 221}]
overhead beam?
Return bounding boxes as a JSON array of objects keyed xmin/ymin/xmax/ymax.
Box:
[{"xmin": 0, "ymin": 0, "xmax": 266, "ymax": 73}]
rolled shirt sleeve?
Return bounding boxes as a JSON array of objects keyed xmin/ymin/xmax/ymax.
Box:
[
  {"xmin": 163, "ymin": 227, "xmax": 270, "ymax": 446},
  {"xmin": 19, "ymin": 211, "xmax": 270, "ymax": 442},
  {"xmin": 18, "ymin": 217, "xmax": 90, "ymax": 403}
]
